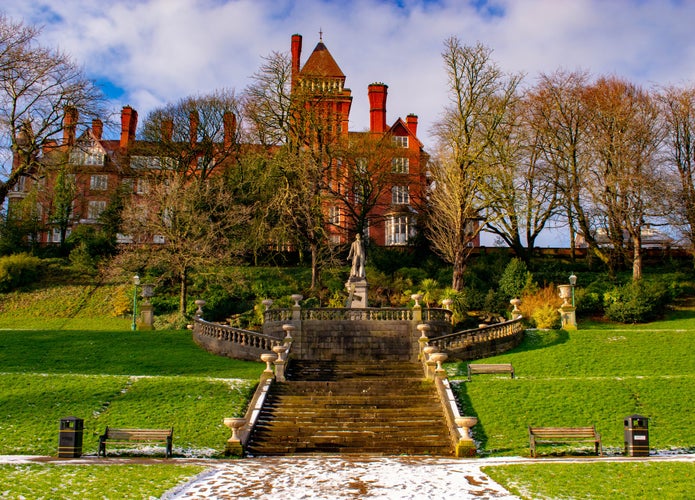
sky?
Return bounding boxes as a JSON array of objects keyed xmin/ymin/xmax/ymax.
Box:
[{"xmin": 4, "ymin": 0, "xmax": 695, "ymax": 245}]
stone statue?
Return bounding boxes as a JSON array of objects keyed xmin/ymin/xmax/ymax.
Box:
[{"xmin": 347, "ymin": 234, "xmax": 366, "ymax": 280}]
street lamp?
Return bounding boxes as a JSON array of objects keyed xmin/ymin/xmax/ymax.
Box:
[
  {"xmin": 569, "ymin": 273, "xmax": 577, "ymax": 307},
  {"xmin": 131, "ymin": 275, "xmax": 140, "ymax": 331}
]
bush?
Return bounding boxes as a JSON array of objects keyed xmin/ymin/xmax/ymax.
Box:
[
  {"xmin": 519, "ymin": 286, "xmax": 563, "ymax": 327},
  {"xmin": 603, "ymin": 280, "xmax": 672, "ymax": 323},
  {"xmin": 575, "ymin": 279, "xmax": 611, "ymax": 316},
  {"xmin": 498, "ymin": 258, "xmax": 535, "ymax": 301},
  {"xmin": 532, "ymin": 304, "xmax": 561, "ymax": 329},
  {"xmin": 0, "ymin": 253, "xmax": 42, "ymax": 292}
]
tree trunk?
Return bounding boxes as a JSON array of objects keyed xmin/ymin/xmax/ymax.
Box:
[
  {"xmin": 452, "ymin": 249, "xmax": 466, "ymax": 291},
  {"xmin": 632, "ymin": 234, "xmax": 642, "ymax": 281},
  {"xmin": 310, "ymin": 243, "xmax": 319, "ymax": 290},
  {"xmin": 179, "ymin": 267, "xmax": 188, "ymax": 315}
]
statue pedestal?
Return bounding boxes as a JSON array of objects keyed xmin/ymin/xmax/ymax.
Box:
[
  {"xmin": 346, "ymin": 279, "xmax": 368, "ymax": 308},
  {"xmin": 139, "ymin": 303, "xmax": 154, "ymax": 330},
  {"xmin": 559, "ymin": 305, "xmax": 577, "ymax": 330}
]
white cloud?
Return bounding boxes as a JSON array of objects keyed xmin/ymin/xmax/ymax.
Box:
[{"xmin": 4, "ymin": 0, "xmax": 695, "ymax": 147}]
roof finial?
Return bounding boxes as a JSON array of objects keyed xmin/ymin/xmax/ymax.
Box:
[{"xmin": 319, "ymin": 28, "xmax": 323, "ymax": 41}]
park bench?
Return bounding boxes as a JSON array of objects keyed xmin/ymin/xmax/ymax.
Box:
[
  {"xmin": 98, "ymin": 427, "xmax": 174, "ymax": 458},
  {"xmin": 528, "ymin": 426, "xmax": 602, "ymax": 457},
  {"xmin": 467, "ymin": 363, "xmax": 515, "ymax": 381}
]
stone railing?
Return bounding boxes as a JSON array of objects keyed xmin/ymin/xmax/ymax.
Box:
[
  {"xmin": 192, "ymin": 318, "xmax": 283, "ymax": 361},
  {"xmin": 427, "ymin": 317, "xmax": 525, "ymax": 361},
  {"xmin": 263, "ymin": 307, "xmax": 453, "ymax": 323}
]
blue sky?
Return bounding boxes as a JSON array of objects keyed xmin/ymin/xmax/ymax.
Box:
[{"xmin": 4, "ymin": 0, "xmax": 695, "ymax": 245}]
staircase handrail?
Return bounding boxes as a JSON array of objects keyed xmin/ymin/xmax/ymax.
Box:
[
  {"xmin": 427, "ymin": 317, "xmax": 524, "ymax": 351},
  {"xmin": 263, "ymin": 307, "xmax": 453, "ymax": 323},
  {"xmin": 194, "ymin": 317, "xmax": 283, "ymax": 351}
]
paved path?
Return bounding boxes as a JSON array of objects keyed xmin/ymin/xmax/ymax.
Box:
[{"xmin": 3, "ymin": 454, "xmax": 694, "ymax": 499}]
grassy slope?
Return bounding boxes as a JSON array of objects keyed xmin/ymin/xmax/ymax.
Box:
[{"xmin": 449, "ymin": 313, "xmax": 695, "ymax": 456}]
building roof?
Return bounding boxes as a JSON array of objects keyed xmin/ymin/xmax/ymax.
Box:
[{"xmin": 300, "ymin": 42, "xmax": 345, "ymax": 79}]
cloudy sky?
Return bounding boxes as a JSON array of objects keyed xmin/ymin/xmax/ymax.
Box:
[{"xmin": 4, "ymin": 0, "xmax": 695, "ymax": 150}]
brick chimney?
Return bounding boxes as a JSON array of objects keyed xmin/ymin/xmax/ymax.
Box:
[
  {"xmin": 161, "ymin": 118, "xmax": 173, "ymax": 141},
  {"xmin": 291, "ymin": 33, "xmax": 302, "ymax": 87},
  {"xmin": 223, "ymin": 112, "xmax": 236, "ymax": 149},
  {"xmin": 368, "ymin": 83, "xmax": 388, "ymax": 134},
  {"xmin": 91, "ymin": 119, "xmax": 103, "ymax": 140},
  {"xmin": 189, "ymin": 110, "xmax": 199, "ymax": 146},
  {"xmin": 63, "ymin": 107, "xmax": 78, "ymax": 146},
  {"xmin": 120, "ymin": 106, "xmax": 138, "ymax": 150},
  {"xmin": 406, "ymin": 114, "xmax": 418, "ymax": 138}
]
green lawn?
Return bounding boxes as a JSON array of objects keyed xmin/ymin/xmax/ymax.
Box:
[{"xmin": 449, "ymin": 321, "xmax": 695, "ymax": 457}]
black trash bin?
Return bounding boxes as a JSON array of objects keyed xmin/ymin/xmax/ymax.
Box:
[
  {"xmin": 58, "ymin": 416, "xmax": 84, "ymax": 458},
  {"xmin": 624, "ymin": 414, "xmax": 649, "ymax": 457}
]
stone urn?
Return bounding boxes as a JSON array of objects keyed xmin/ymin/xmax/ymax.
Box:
[
  {"xmin": 558, "ymin": 284, "xmax": 572, "ymax": 307},
  {"xmin": 429, "ymin": 352, "xmax": 448, "ymax": 374},
  {"xmin": 417, "ymin": 323, "xmax": 431, "ymax": 340},
  {"xmin": 411, "ymin": 294, "xmax": 422, "ymax": 307},
  {"xmin": 423, "ymin": 345, "xmax": 438, "ymax": 357},
  {"xmin": 261, "ymin": 299, "xmax": 273, "ymax": 311},
  {"xmin": 272, "ymin": 344, "xmax": 288, "ymax": 362},
  {"xmin": 194, "ymin": 299, "xmax": 206, "ymax": 317},
  {"xmin": 260, "ymin": 353, "xmax": 278, "ymax": 373},
  {"xmin": 223, "ymin": 417, "xmax": 246, "ymax": 442},
  {"xmin": 282, "ymin": 324, "xmax": 295, "ymax": 342},
  {"xmin": 510, "ymin": 297, "xmax": 522, "ymax": 317},
  {"xmin": 291, "ymin": 294, "xmax": 303, "ymax": 307},
  {"xmin": 455, "ymin": 416, "xmax": 478, "ymax": 439}
]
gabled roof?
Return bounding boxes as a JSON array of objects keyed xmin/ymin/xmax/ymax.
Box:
[
  {"xmin": 300, "ymin": 42, "xmax": 345, "ymax": 79},
  {"xmin": 389, "ymin": 118, "xmax": 423, "ymax": 149}
]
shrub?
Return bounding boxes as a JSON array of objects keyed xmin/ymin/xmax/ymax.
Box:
[
  {"xmin": 575, "ymin": 278, "xmax": 610, "ymax": 316},
  {"xmin": 0, "ymin": 253, "xmax": 42, "ymax": 292},
  {"xmin": 498, "ymin": 258, "xmax": 535, "ymax": 301},
  {"xmin": 532, "ymin": 304, "xmax": 561, "ymax": 329},
  {"xmin": 603, "ymin": 280, "xmax": 672, "ymax": 323},
  {"xmin": 519, "ymin": 285, "xmax": 563, "ymax": 327}
]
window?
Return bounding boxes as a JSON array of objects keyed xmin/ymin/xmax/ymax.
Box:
[
  {"xmin": 135, "ymin": 178, "xmax": 149, "ymax": 194},
  {"xmin": 328, "ymin": 206, "xmax": 341, "ymax": 225},
  {"xmin": 391, "ymin": 185, "xmax": 410, "ymax": 205},
  {"xmin": 391, "ymin": 157, "xmax": 409, "ymax": 174},
  {"xmin": 90, "ymin": 175, "xmax": 108, "ymax": 191},
  {"xmin": 131, "ymin": 156, "xmax": 178, "ymax": 170},
  {"xmin": 392, "ymin": 136, "xmax": 408, "ymax": 148},
  {"xmin": 69, "ymin": 149, "xmax": 105, "ymax": 166},
  {"xmin": 385, "ymin": 215, "xmax": 415, "ymax": 246},
  {"xmin": 87, "ymin": 200, "xmax": 106, "ymax": 220}
]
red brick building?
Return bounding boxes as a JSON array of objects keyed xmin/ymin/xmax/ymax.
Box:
[{"xmin": 9, "ymin": 34, "xmax": 436, "ymax": 248}]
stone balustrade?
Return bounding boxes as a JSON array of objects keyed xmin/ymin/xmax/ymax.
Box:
[
  {"xmin": 427, "ymin": 317, "xmax": 524, "ymax": 360},
  {"xmin": 193, "ymin": 318, "xmax": 283, "ymax": 361},
  {"xmin": 262, "ymin": 307, "xmax": 453, "ymax": 323}
]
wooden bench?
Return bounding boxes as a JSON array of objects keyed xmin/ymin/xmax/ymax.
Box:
[
  {"xmin": 467, "ymin": 363, "xmax": 515, "ymax": 381},
  {"xmin": 528, "ymin": 426, "xmax": 602, "ymax": 457},
  {"xmin": 98, "ymin": 427, "xmax": 174, "ymax": 458}
]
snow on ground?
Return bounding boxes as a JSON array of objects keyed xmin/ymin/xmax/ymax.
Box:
[{"xmin": 161, "ymin": 456, "xmax": 521, "ymax": 499}]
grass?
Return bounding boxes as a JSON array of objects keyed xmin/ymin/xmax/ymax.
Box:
[
  {"xmin": 449, "ymin": 321, "xmax": 695, "ymax": 456},
  {"xmin": 483, "ymin": 462, "xmax": 695, "ymax": 499},
  {"xmin": 0, "ymin": 464, "xmax": 205, "ymax": 499}
]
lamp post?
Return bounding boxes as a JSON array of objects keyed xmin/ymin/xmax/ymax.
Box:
[
  {"xmin": 131, "ymin": 275, "xmax": 140, "ymax": 331},
  {"xmin": 569, "ymin": 273, "xmax": 577, "ymax": 307}
]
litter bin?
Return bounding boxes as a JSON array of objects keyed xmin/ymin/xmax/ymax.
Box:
[
  {"xmin": 58, "ymin": 416, "xmax": 84, "ymax": 458},
  {"xmin": 624, "ymin": 414, "xmax": 649, "ymax": 457}
]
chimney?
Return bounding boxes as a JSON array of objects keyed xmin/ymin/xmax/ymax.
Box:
[
  {"xmin": 161, "ymin": 118, "xmax": 173, "ymax": 141},
  {"xmin": 63, "ymin": 107, "xmax": 78, "ymax": 146},
  {"xmin": 291, "ymin": 34, "xmax": 302, "ymax": 87},
  {"xmin": 120, "ymin": 106, "xmax": 138, "ymax": 150},
  {"xmin": 406, "ymin": 114, "xmax": 418, "ymax": 138},
  {"xmin": 223, "ymin": 112, "xmax": 236, "ymax": 149},
  {"xmin": 189, "ymin": 110, "xmax": 199, "ymax": 146},
  {"xmin": 91, "ymin": 119, "xmax": 103, "ymax": 140},
  {"xmin": 368, "ymin": 83, "xmax": 388, "ymax": 134}
]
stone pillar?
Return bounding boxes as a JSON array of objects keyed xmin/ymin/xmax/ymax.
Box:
[
  {"xmin": 559, "ymin": 305, "xmax": 577, "ymax": 330},
  {"xmin": 345, "ymin": 279, "xmax": 368, "ymax": 308},
  {"xmin": 139, "ymin": 303, "xmax": 154, "ymax": 330},
  {"xmin": 455, "ymin": 416, "xmax": 478, "ymax": 457},
  {"xmin": 223, "ymin": 417, "xmax": 245, "ymax": 456}
]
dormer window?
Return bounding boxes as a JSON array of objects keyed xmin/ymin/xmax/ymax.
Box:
[
  {"xmin": 69, "ymin": 148, "xmax": 105, "ymax": 166},
  {"xmin": 392, "ymin": 136, "xmax": 408, "ymax": 148}
]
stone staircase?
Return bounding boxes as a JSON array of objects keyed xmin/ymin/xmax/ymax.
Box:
[{"xmin": 244, "ymin": 360, "xmax": 454, "ymax": 456}]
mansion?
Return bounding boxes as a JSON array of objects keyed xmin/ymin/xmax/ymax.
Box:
[{"xmin": 9, "ymin": 34, "xmax": 478, "ymax": 249}]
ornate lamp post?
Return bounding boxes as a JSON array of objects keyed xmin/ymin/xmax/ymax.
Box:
[
  {"xmin": 131, "ymin": 275, "xmax": 140, "ymax": 331},
  {"xmin": 569, "ymin": 273, "xmax": 577, "ymax": 307}
]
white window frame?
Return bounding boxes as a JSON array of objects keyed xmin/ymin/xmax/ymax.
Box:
[
  {"xmin": 328, "ymin": 205, "xmax": 341, "ymax": 225},
  {"xmin": 385, "ymin": 215, "xmax": 415, "ymax": 246},
  {"xmin": 90, "ymin": 175, "xmax": 108, "ymax": 191},
  {"xmin": 392, "ymin": 136, "xmax": 408, "ymax": 148},
  {"xmin": 87, "ymin": 200, "xmax": 106, "ymax": 220},
  {"xmin": 391, "ymin": 157, "xmax": 409, "ymax": 174},
  {"xmin": 70, "ymin": 149, "xmax": 105, "ymax": 166},
  {"xmin": 391, "ymin": 185, "xmax": 410, "ymax": 205}
]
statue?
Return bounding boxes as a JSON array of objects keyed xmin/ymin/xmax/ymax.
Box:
[{"xmin": 347, "ymin": 234, "xmax": 366, "ymax": 280}]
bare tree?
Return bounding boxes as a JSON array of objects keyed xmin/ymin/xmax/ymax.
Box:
[
  {"xmin": 120, "ymin": 175, "xmax": 251, "ymax": 315},
  {"xmin": 428, "ymin": 38, "xmax": 522, "ymax": 290},
  {"xmin": 0, "ymin": 14, "xmax": 103, "ymax": 205},
  {"xmin": 658, "ymin": 84, "xmax": 695, "ymax": 261},
  {"xmin": 139, "ymin": 89, "xmax": 241, "ymax": 181},
  {"xmin": 582, "ymin": 77, "xmax": 663, "ymax": 280}
]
